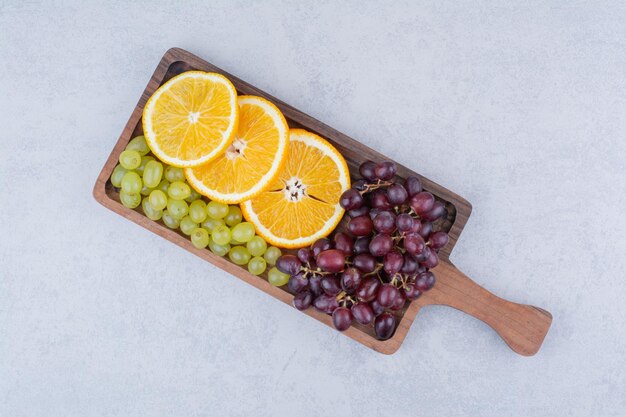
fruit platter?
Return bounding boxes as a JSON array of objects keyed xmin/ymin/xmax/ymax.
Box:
[{"xmin": 94, "ymin": 48, "xmax": 552, "ymax": 355}]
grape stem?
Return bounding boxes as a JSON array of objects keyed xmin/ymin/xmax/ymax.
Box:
[
  {"xmin": 300, "ymin": 265, "xmax": 334, "ymax": 276},
  {"xmin": 363, "ymin": 263, "xmax": 384, "ymax": 277},
  {"xmin": 358, "ymin": 180, "xmax": 394, "ymax": 195},
  {"xmin": 407, "ymin": 207, "xmax": 421, "ymax": 219}
]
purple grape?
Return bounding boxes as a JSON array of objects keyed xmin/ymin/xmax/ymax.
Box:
[
  {"xmin": 377, "ymin": 283, "xmax": 400, "ymax": 308},
  {"xmin": 352, "ymin": 179, "xmax": 368, "ymax": 191},
  {"xmin": 308, "ymin": 275, "xmax": 323, "ymax": 296},
  {"xmin": 370, "ymin": 299, "xmax": 385, "ymax": 316},
  {"xmin": 333, "ymin": 232, "xmax": 354, "ymax": 256},
  {"xmin": 396, "ymin": 213, "xmax": 414, "ymax": 233},
  {"xmin": 429, "ymin": 231, "xmax": 449, "ymax": 250},
  {"xmin": 375, "ymin": 312, "xmax": 397, "ymax": 340},
  {"xmin": 404, "ymin": 176, "xmax": 422, "ymax": 197},
  {"xmin": 340, "ymin": 267, "xmax": 362, "ymax": 293},
  {"xmin": 383, "ymin": 250, "xmax": 404, "ymax": 275},
  {"xmin": 353, "ymin": 237, "xmax": 371, "ymax": 255},
  {"xmin": 348, "ymin": 215, "xmax": 374, "ymax": 236},
  {"xmin": 373, "ymin": 211, "xmax": 396, "ymax": 234},
  {"xmin": 339, "ymin": 188, "xmax": 364, "ymax": 210},
  {"xmin": 332, "ymin": 307, "xmax": 353, "ymax": 331},
  {"xmin": 369, "ymin": 190, "xmax": 392, "ymax": 210},
  {"xmin": 420, "ymin": 249, "xmax": 439, "ymax": 269},
  {"xmin": 422, "ymin": 201, "xmax": 446, "ymax": 221},
  {"xmin": 416, "ymin": 265, "xmax": 427, "ymax": 275},
  {"xmin": 351, "ymin": 302, "xmax": 375, "ymax": 325},
  {"xmin": 418, "ymin": 221, "xmax": 433, "ymax": 238},
  {"xmin": 415, "ymin": 271, "xmax": 436, "ymax": 291},
  {"xmin": 369, "ymin": 234, "xmax": 393, "ymax": 257},
  {"xmin": 321, "ymin": 276, "xmax": 342, "ymax": 295},
  {"xmin": 297, "ymin": 248, "xmax": 313, "ymax": 263},
  {"xmin": 374, "ymin": 161, "xmax": 397, "ymax": 180},
  {"xmin": 293, "ymin": 291, "xmax": 313, "ymax": 310},
  {"xmin": 402, "ymin": 282, "xmax": 422, "ymax": 301},
  {"xmin": 355, "ymin": 277, "xmax": 380, "ymax": 302},
  {"xmin": 386, "ymin": 183, "xmax": 408, "ymax": 205},
  {"xmin": 348, "ymin": 206, "xmax": 369, "ymax": 218},
  {"xmin": 353, "ymin": 253, "xmax": 377, "ymax": 273},
  {"xmin": 369, "ymin": 208, "xmax": 384, "ymax": 220},
  {"xmin": 410, "ymin": 191, "xmax": 435, "ymax": 215},
  {"xmin": 410, "ymin": 219, "xmax": 422, "ymax": 234},
  {"xmin": 316, "ymin": 249, "xmax": 345, "ymax": 273},
  {"xmin": 312, "ymin": 238, "xmax": 332, "ymax": 257},
  {"xmin": 359, "ymin": 160, "xmax": 377, "ymax": 181},
  {"xmin": 313, "ymin": 294, "xmax": 339, "ymax": 314},
  {"xmin": 276, "ymin": 255, "xmax": 302, "ymax": 275},
  {"xmin": 414, "ymin": 246, "xmax": 431, "ymax": 263},
  {"xmin": 287, "ymin": 273, "xmax": 309, "ymax": 293},
  {"xmin": 401, "ymin": 253, "xmax": 418, "ymax": 274},
  {"xmin": 390, "ymin": 291, "xmax": 406, "ymax": 311},
  {"xmin": 403, "ymin": 233, "xmax": 425, "ymax": 255}
]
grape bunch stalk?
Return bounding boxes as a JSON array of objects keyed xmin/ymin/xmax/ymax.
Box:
[{"xmin": 275, "ymin": 160, "xmax": 450, "ymax": 340}]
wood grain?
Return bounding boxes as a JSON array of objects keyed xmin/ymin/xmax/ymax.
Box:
[{"xmin": 93, "ymin": 47, "xmax": 551, "ymax": 355}]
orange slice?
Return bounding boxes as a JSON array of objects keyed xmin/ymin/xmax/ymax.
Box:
[
  {"xmin": 142, "ymin": 71, "xmax": 238, "ymax": 167},
  {"xmin": 241, "ymin": 128, "xmax": 350, "ymax": 248},
  {"xmin": 185, "ymin": 96, "xmax": 289, "ymax": 203}
]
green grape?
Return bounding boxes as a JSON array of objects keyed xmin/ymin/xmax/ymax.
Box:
[
  {"xmin": 180, "ymin": 216, "xmax": 199, "ymax": 235},
  {"xmin": 136, "ymin": 155, "xmax": 155, "ymax": 175},
  {"xmin": 149, "ymin": 189, "xmax": 168, "ymax": 211},
  {"xmin": 201, "ymin": 218, "xmax": 225, "ymax": 233},
  {"xmin": 168, "ymin": 181, "xmax": 191, "ymax": 200},
  {"xmin": 119, "ymin": 150, "xmax": 142, "ymax": 170},
  {"xmin": 247, "ymin": 236, "xmax": 267, "ymax": 257},
  {"xmin": 209, "ymin": 238, "xmax": 230, "ymax": 256},
  {"xmin": 268, "ymin": 267, "xmax": 290, "ymax": 286},
  {"xmin": 190, "ymin": 227, "xmax": 210, "ymax": 249},
  {"xmin": 230, "ymin": 237, "xmax": 245, "ymax": 245},
  {"xmin": 231, "ymin": 222, "xmax": 255, "ymax": 243},
  {"xmin": 142, "ymin": 160, "xmax": 163, "ymax": 188},
  {"xmin": 189, "ymin": 200, "xmax": 207, "ymax": 223},
  {"xmin": 140, "ymin": 184, "xmax": 153, "ymax": 196},
  {"xmin": 141, "ymin": 197, "xmax": 163, "ymax": 221},
  {"xmin": 120, "ymin": 190, "xmax": 141, "ymax": 209},
  {"xmin": 225, "ymin": 206, "xmax": 242, "ymax": 226},
  {"xmin": 185, "ymin": 187, "xmax": 202, "ymax": 202},
  {"xmin": 156, "ymin": 179, "xmax": 170, "ymax": 193},
  {"xmin": 110, "ymin": 164, "xmax": 128, "ymax": 188},
  {"xmin": 164, "ymin": 166, "xmax": 185, "ymax": 182},
  {"xmin": 162, "ymin": 210, "xmax": 180, "ymax": 229},
  {"xmin": 264, "ymin": 246, "xmax": 282, "ymax": 265},
  {"xmin": 207, "ymin": 201, "xmax": 229, "ymax": 219},
  {"xmin": 125, "ymin": 135, "xmax": 150, "ymax": 155},
  {"xmin": 228, "ymin": 246, "xmax": 251, "ymax": 265},
  {"xmin": 248, "ymin": 256, "xmax": 267, "ymax": 275},
  {"xmin": 167, "ymin": 199, "xmax": 189, "ymax": 219},
  {"xmin": 211, "ymin": 224, "xmax": 231, "ymax": 246},
  {"xmin": 121, "ymin": 171, "xmax": 142, "ymax": 194}
]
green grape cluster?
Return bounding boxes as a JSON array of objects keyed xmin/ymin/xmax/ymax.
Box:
[{"xmin": 110, "ymin": 135, "xmax": 283, "ymax": 277}]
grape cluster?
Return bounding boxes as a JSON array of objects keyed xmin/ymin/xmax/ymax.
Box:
[
  {"xmin": 111, "ymin": 135, "xmax": 284, "ymax": 275},
  {"xmin": 274, "ymin": 160, "xmax": 449, "ymax": 340}
]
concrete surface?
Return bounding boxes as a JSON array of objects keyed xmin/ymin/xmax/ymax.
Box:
[{"xmin": 1, "ymin": 1, "xmax": 625, "ymax": 416}]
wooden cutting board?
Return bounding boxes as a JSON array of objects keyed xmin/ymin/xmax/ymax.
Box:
[{"xmin": 94, "ymin": 48, "xmax": 552, "ymax": 355}]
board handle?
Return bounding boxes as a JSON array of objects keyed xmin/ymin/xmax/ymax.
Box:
[{"xmin": 422, "ymin": 261, "xmax": 552, "ymax": 356}]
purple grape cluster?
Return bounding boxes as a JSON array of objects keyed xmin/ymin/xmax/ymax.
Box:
[{"xmin": 275, "ymin": 160, "xmax": 449, "ymax": 340}]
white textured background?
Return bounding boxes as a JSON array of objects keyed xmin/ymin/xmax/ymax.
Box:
[{"xmin": 1, "ymin": 1, "xmax": 625, "ymax": 416}]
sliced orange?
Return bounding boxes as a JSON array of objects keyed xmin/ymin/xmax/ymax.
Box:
[
  {"xmin": 185, "ymin": 96, "xmax": 289, "ymax": 203},
  {"xmin": 241, "ymin": 128, "xmax": 350, "ymax": 248},
  {"xmin": 142, "ymin": 71, "xmax": 238, "ymax": 167}
]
